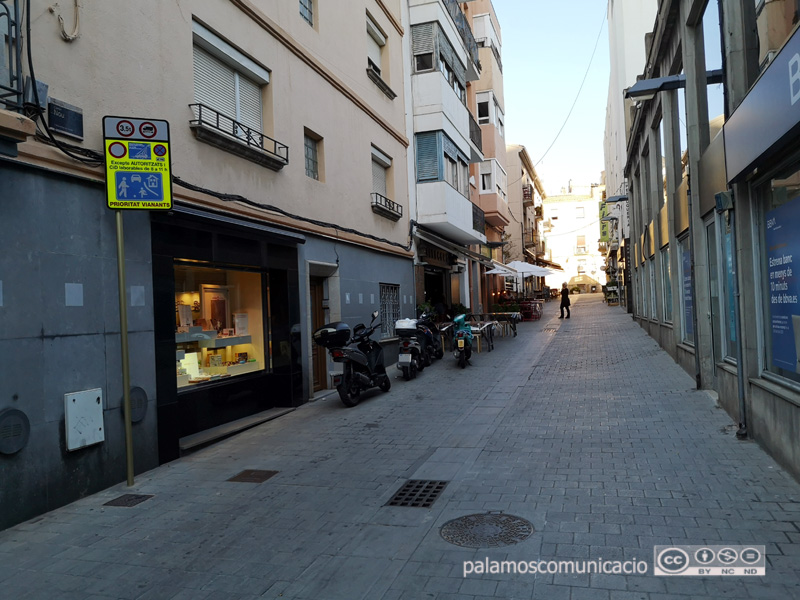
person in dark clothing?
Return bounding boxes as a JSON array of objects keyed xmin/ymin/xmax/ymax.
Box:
[{"xmin": 559, "ymin": 282, "xmax": 571, "ymax": 319}]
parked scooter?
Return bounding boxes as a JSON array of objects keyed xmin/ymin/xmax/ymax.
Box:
[
  {"xmin": 395, "ymin": 317, "xmax": 425, "ymax": 380},
  {"xmin": 313, "ymin": 311, "xmax": 391, "ymax": 407},
  {"xmin": 452, "ymin": 313, "xmax": 474, "ymax": 369},
  {"xmin": 417, "ymin": 310, "xmax": 445, "ymax": 361}
]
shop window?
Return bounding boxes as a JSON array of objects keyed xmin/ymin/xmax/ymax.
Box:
[
  {"xmin": 174, "ymin": 264, "xmax": 266, "ymax": 389},
  {"xmin": 380, "ymin": 283, "xmax": 400, "ymax": 339},
  {"xmin": 721, "ymin": 214, "xmax": 738, "ymax": 360},
  {"xmin": 662, "ymin": 246, "xmax": 672, "ymax": 323},
  {"xmin": 649, "ymin": 257, "xmax": 657, "ymax": 319},
  {"xmin": 759, "ymin": 161, "xmax": 800, "ymax": 384}
]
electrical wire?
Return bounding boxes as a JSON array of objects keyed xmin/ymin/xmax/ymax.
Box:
[
  {"xmin": 24, "ymin": 0, "xmax": 102, "ymax": 166},
  {"xmin": 534, "ymin": 9, "xmax": 607, "ymax": 168}
]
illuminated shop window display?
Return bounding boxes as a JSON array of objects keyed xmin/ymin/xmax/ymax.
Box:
[{"xmin": 174, "ymin": 264, "xmax": 266, "ymax": 388}]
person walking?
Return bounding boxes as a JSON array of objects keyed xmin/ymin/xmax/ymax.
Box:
[{"xmin": 559, "ymin": 282, "xmax": 571, "ymax": 319}]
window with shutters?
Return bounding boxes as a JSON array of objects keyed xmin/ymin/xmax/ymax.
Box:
[
  {"xmin": 190, "ymin": 22, "xmax": 287, "ymax": 170},
  {"xmin": 410, "ymin": 23, "xmax": 466, "ymax": 106},
  {"xmin": 371, "ymin": 145, "xmax": 401, "ymax": 221},
  {"xmin": 412, "ymin": 23, "xmax": 435, "ymax": 73},
  {"xmin": 415, "ymin": 132, "xmax": 439, "ymax": 182},
  {"xmin": 300, "ymin": 0, "xmax": 313, "ymax": 26}
]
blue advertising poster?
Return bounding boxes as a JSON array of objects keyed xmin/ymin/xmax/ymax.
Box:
[
  {"xmin": 682, "ymin": 244, "xmax": 693, "ymax": 338},
  {"xmin": 765, "ymin": 199, "xmax": 800, "ymax": 373}
]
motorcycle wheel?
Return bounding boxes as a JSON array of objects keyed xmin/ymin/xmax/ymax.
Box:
[
  {"xmin": 458, "ymin": 352, "xmax": 466, "ymax": 369},
  {"xmin": 402, "ymin": 366, "xmax": 411, "ymax": 381},
  {"xmin": 435, "ymin": 346, "xmax": 444, "ymax": 360},
  {"xmin": 417, "ymin": 354, "xmax": 425, "ymax": 372},
  {"xmin": 337, "ymin": 368, "xmax": 360, "ymax": 407},
  {"xmin": 379, "ymin": 376, "xmax": 391, "ymax": 392},
  {"xmin": 421, "ymin": 349, "xmax": 432, "ymax": 368}
]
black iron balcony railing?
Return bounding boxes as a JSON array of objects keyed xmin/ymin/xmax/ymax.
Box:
[
  {"xmin": 189, "ymin": 103, "xmax": 288, "ymax": 170},
  {"xmin": 534, "ymin": 205, "xmax": 543, "ymax": 219},
  {"xmin": 468, "ymin": 111, "xmax": 482, "ymax": 153},
  {"xmin": 472, "ymin": 203, "xmax": 485, "ymax": 235},
  {"xmin": 371, "ymin": 192, "xmax": 403, "ymax": 221},
  {"xmin": 522, "ymin": 183, "xmax": 534, "ymax": 205},
  {"xmin": 442, "ymin": 0, "xmax": 481, "ymax": 73},
  {"xmin": 0, "ymin": 1, "xmax": 23, "ymax": 112},
  {"xmin": 523, "ymin": 228, "xmax": 539, "ymax": 248}
]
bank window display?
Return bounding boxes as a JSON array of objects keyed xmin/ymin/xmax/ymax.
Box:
[
  {"xmin": 662, "ymin": 246, "xmax": 672, "ymax": 322},
  {"xmin": 678, "ymin": 235, "xmax": 694, "ymax": 344},
  {"xmin": 174, "ymin": 264, "xmax": 266, "ymax": 388},
  {"xmin": 759, "ymin": 161, "xmax": 800, "ymax": 385}
]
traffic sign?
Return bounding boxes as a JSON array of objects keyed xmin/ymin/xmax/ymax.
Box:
[{"xmin": 104, "ymin": 116, "xmax": 172, "ymax": 210}]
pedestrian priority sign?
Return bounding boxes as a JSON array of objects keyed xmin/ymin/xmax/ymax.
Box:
[{"xmin": 103, "ymin": 116, "xmax": 172, "ymax": 210}]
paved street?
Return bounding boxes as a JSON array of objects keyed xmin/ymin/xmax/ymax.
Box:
[{"xmin": 2, "ymin": 294, "xmax": 800, "ymax": 600}]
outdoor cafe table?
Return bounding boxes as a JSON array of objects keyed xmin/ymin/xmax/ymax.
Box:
[
  {"xmin": 438, "ymin": 319, "xmax": 497, "ymax": 352},
  {"xmin": 469, "ymin": 312, "xmax": 522, "ymax": 337}
]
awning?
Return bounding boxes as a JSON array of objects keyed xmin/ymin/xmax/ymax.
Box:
[
  {"xmin": 486, "ymin": 261, "xmax": 517, "ymax": 276},
  {"xmin": 415, "ymin": 228, "xmax": 494, "ymax": 267},
  {"xmin": 536, "ymin": 257, "xmax": 563, "ymax": 271}
]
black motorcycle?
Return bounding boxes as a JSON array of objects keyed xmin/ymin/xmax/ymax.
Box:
[
  {"xmin": 417, "ymin": 310, "xmax": 445, "ymax": 361},
  {"xmin": 313, "ymin": 311, "xmax": 391, "ymax": 407}
]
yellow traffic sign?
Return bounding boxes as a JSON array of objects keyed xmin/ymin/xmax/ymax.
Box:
[{"xmin": 103, "ymin": 117, "xmax": 172, "ymax": 210}]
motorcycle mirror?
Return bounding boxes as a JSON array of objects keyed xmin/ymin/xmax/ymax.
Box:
[{"xmin": 371, "ymin": 310, "xmax": 379, "ymax": 321}]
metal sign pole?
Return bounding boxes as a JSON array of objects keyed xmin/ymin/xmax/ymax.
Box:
[{"xmin": 115, "ymin": 209, "xmax": 134, "ymax": 486}]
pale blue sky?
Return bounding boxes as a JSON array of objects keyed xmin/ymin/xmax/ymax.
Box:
[{"xmin": 493, "ymin": 0, "xmax": 610, "ymax": 195}]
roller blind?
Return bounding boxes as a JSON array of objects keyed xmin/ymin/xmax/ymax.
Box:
[
  {"xmin": 416, "ymin": 132, "xmax": 439, "ymax": 182},
  {"xmin": 193, "ymin": 45, "xmax": 236, "ymax": 117},
  {"xmin": 236, "ymin": 74, "xmax": 263, "ymax": 134},
  {"xmin": 372, "ymin": 159, "xmax": 387, "ymax": 196}
]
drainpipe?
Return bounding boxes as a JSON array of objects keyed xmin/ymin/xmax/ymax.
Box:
[{"xmin": 687, "ymin": 170, "xmax": 702, "ymax": 389}]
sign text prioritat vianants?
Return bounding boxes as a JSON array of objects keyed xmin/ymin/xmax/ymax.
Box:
[
  {"xmin": 765, "ymin": 198, "xmax": 800, "ymax": 373},
  {"xmin": 103, "ymin": 116, "xmax": 172, "ymax": 210}
]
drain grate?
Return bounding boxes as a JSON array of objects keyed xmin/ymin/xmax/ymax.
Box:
[
  {"xmin": 104, "ymin": 494, "xmax": 154, "ymax": 507},
  {"xmin": 440, "ymin": 513, "xmax": 534, "ymax": 548},
  {"xmin": 386, "ymin": 479, "xmax": 448, "ymax": 508},
  {"xmin": 543, "ymin": 327, "xmax": 557, "ymax": 332},
  {"xmin": 227, "ymin": 469, "xmax": 278, "ymax": 483}
]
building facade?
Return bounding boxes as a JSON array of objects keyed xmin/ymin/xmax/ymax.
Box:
[
  {"xmin": 615, "ymin": 0, "xmax": 800, "ymax": 478},
  {"xmin": 0, "ymin": 0, "xmax": 413, "ymax": 528}
]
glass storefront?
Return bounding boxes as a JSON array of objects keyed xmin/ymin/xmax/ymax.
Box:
[
  {"xmin": 174, "ymin": 264, "xmax": 267, "ymax": 389},
  {"xmin": 758, "ymin": 160, "xmax": 800, "ymax": 385},
  {"xmin": 661, "ymin": 246, "xmax": 672, "ymax": 323},
  {"xmin": 679, "ymin": 236, "xmax": 694, "ymax": 344}
]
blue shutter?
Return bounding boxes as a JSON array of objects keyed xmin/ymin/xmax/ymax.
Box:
[{"xmin": 415, "ymin": 132, "xmax": 440, "ymax": 182}]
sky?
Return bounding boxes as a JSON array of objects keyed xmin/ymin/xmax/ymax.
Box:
[{"xmin": 492, "ymin": 0, "xmax": 610, "ymax": 196}]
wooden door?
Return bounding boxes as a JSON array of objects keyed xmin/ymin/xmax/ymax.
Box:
[{"xmin": 310, "ymin": 278, "xmax": 327, "ymax": 392}]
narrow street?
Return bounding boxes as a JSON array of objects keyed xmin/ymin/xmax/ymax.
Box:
[{"xmin": 2, "ymin": 295, "xmax": 799, "ymax": 599}]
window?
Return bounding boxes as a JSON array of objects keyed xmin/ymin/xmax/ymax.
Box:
[
  {"xmin": 576, "ymin": 207, "xmax": 585, "ymax": 219},
  {"xmin": 477, "ymin": 103, "xmax": 489, "ymax": 126},
  {"xmin": 495, "ymin": 100, "xmax": 504, "ymax": 137},
  {"xmin": 300, "ymin": 0, "xmax": 313, "ymax": 26},
  {"xmin": 662, "ymin": 246, "xmax": 672, "ymax": 322},
  {"xmin": 576, "ymin": 235, "xmax": 586, "ymax": 254},
  {"xmin": 192, "ymin": 26, "xmax": 267, "ymax": 137},
  {"xmin": 304, "ymin": 132, "xmax": 320, "ymax": 180},
  {"xmin": 679, "ymin": 235, "xmax": 694, "ymax": 344},
  {"xmin": 174, "ymin": 264, "xmax": 266, "ymax": 389},
  {"xmin": 380, "ymin": 284, "xmax": 400, "ymax": 339},
  {"xmin": 578, "ymin": 260, "xmax": 586, "ymax": 274},
  {"xmin": 720, "ymin": 214, "xmax": 738, "ymax": 360},
  {"xmin": 371, "ymin": 146, "xmax": 391, "ymax": 198},
  {"xmin": 366, "ymin": 14, "xmax": 386, "ymax": 76},
  {"xmin": 649, "ymin": 257, "xmax": 657, "ymax": 319},
  {"xmin": 758, "ymin": 160, "xmax": 800, "ymax": 384},
  {"xmin": 415, "ymin": 54, "xmax": 433, "ymax": 72}
]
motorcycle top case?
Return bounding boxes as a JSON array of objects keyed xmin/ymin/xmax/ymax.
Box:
[
  {"xmin": 313, "ymin": 322, "xmax": 351, "ymax": 348},
  {"xmin": 394, "ymin": 318, "xmax": 418, "ymax": 337}
]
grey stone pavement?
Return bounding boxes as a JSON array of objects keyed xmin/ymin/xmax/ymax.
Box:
[{"xmin": 3, "ymin": 294, "xmax": 800, "ymax": 600}]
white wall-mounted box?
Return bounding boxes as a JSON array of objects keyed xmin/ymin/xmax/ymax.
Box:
[{"xmin": 64, "ymin": 388, "xmax": 105, "ymax": 451}]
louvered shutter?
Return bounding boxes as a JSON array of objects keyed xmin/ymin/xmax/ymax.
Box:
[
  {"xmin": 193, "ymin": 46, "xmax": 236, "ymax": 120},
  {"xmin": 237, "ymin": 74, "xmax": 263, "ymax": 135},
  {"xmin": 442, "ymin": 134, "xmax": 459, "ymax": 160},
  {"xmin": 372, "ymin": 159, "xmax": 387, "ymax": 196},
  {"xmin": 437, "ymin": 29, "xmax": 466, "ymax": 87},
  {"xmin": 415, "ymin": 132, "xmax": 440, "ymax": 182},
  {"xmin": 412, "ymin": 23, "xmax": 434, "ymax": 55}
]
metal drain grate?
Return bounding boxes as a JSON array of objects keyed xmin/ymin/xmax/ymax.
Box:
[
  {"xmin": 386, "ymin": 479, "xmax": 448, "ymax": 508},
  {"xmin": 227, "ymin": 469, "xmax": 278, "ymax": 483},
  {"xmin": 440, "ymin": 513, "xmax": 534, "ymax": 548},
  {"xmin": 543, "ymin": 327, "xmax": 557, "ymax": 332},
  {"xmin": 104, "ymin": 494, "xmax": 154, "ymax": 507}
]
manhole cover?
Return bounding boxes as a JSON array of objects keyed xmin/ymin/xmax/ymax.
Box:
[
  {"xmin": 386, "ymin": 480, "xmax": 448, "ymax": 508},
  {"xmin": 440, "ymin": 513, "xmax": 534, "ymax": 548},
  {"xmin": 228, "ymin": 469, "xmax": 278, "ymax": 483},
  {"xmin": 104, "ymin": 494, "xmax": 153, "ymax": 507}
]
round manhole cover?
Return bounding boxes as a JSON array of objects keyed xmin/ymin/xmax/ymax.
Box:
[{"xmin": 440, "ymin": 513, "xmax": 534, "ymax": 548}]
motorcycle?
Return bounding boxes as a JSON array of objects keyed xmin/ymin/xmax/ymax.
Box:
[
  {"xmin": 417, "ymin": 310, "xmax": 445, "ymax": 361},
  {"xmin": 452, "ymin": 313, "xmax": 474, "ymax": 369},
  {"xmin": 313, "ymin": 311, "xmax": 391, "ymax": 407},
  {"xmin": 395, "ymin": 318, "xmax": 425, "ymax": 380}
]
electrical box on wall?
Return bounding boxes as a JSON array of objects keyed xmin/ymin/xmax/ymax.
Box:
[{"xmin": 64, "ymin": 388, "xmax": 105, "ymax": 451}]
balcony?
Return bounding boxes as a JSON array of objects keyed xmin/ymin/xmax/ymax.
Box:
[
  {"xmin": 523, "ymin": 228, "xmax": 539, "ymax": 248},
  {"xmin": 416, "ymin": 180, "xmax": 486, "ymax": 245},
  {"xmin": 371, "ymin": 192, "xmax": 403, "ymax": 222},
  {"xmin": 522, "ymin": 184, "xmax": 534, "ymax": 207},
  {"xmin": 468, "ymin": 111, "xmax": 482, "ymax": 155},
  {"xmin": 534, "ymin": 205, "xmax": 543, "ymax": 220},
  {"xmin": 575, "ymin": 246, "xmax": 588, "ymax": 255},
  {"xmin": 189, "ymin": 104, "xmax": 289, "ymax": 171},
  {"xmin": 442, "ymin": 0, "xmax": 481, "ymax": 78}
]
